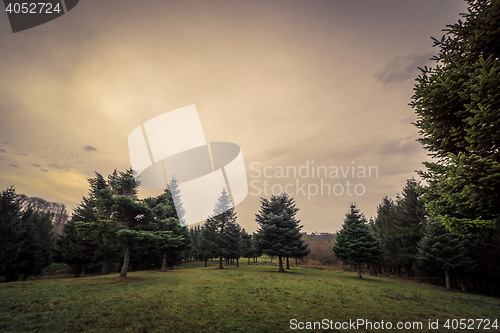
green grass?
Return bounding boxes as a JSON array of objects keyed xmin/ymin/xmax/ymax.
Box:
[{"xmin": 1, "ymin": 264, "xmax": 499, "ymax": 332}]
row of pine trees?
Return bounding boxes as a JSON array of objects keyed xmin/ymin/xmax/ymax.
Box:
[
  {"xmin": 332, "ymin": 179, "xmax": 499, "ymax": 295},
  {"xmin": 1, "ymin": 170, "xmax": 498, "ymax": 296},
  {"xmin": 189, "ymin": 191, "xmax": 310, "ymax": 272},
  {"xmin": 0, "ymin": 187, "xmax": 54, "ymax": 282},
  {"xmin": 0, "ymin": 168, "xmax": 311, "ymax": 281}
]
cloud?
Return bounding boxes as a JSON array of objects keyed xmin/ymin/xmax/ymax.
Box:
[
  {"xmin": 49, "ymin": 163, "xmax": 63, "ymax": 170},
  {"xmin": 376, "ymin": 138, "xmax": 423, "ymax": 157},
  {"xmin": 0, "ymin": 149, "xmax": 6, "ymax": 153},
  {"xmin": 40, "ymin": 169, "xmax": 48, "ymax": 172},
  {"xmin": 32, "ymin": 163, "xmax": 41, "ymax": 167},
  {"xmin": 375, "ymin": 52, "xmax": 434, "ymax": 86},
  {"xmin": 83, "ymin": 145, "xmax": 97, "ymax": 152},
  {"xmin": 10, "ymin": 164, "xmax": 18, "ymax": 168}
]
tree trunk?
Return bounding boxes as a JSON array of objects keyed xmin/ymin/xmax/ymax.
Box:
[
  {"xmin": 248, "ymin": 258, "xmax": 251, "ymax": 265},
  {"xmin": 357, "ymin": 263, "xmax": 363, "ymax": 279},
  {"xmin": 236, "ymin": 258, "xmax": 239, "ymax": 267},
  {"xmin": 219, "ymin": 254, "xmax": 224, "ymax": 269},
  {"xmin": 161, "ymin": 252, "xmax": 167, "ymax": 272},
  {"xmin": 102, "ymin": 257, "xmax": 108, "ymax": 274},
  {"xmin": 286, "ymin": 256, "xmax": 290, "ymax": 269},
  {"xmin": 295, "ymin": 257, "xmax": 298, "ymax": 266},
  {"xmin": 445, "ymin": 270, "xmax": 451, "ymax": 290},
  {"xmin": 204, "ymin": 258, "xmax": 208, "ymax": 267},
  {"xmin": 74, "ymin": 264, "xmax": 80, "ymax": 278},
  {"xmin": 278, "ymin": 256, "xmax": 285, "ymax": 272},
  {"xmin": 120, "ymin": 246, "xmax": 131, "ymax": 278},
  {"xmin": 82, "ymin": 265, "xmax": 86, "ymax": 277}
]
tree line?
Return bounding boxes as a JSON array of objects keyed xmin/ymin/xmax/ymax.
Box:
[
  {"xmin": 332, "ymin": 179, "xmax": 499, "ymax": 295},
  {"xmin": 189, "ymin": 191, "xmax": 310, "ymax": 272},
  {"xmin": 0, "ymin": 169, "xmax": 311, "ymax": 281},
  {"xmin": 332, "ymin": 0, "xmax": 499, "ymax": 294}
]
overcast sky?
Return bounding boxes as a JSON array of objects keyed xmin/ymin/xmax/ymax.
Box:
[{"xmin": 0, "ymin": 0, "xmax": 468, "ymax": 233}]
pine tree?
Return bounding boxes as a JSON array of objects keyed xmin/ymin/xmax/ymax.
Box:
[
  {"xmin": 113, "ymin": 193, "xmax": 154, "ymax": 278},
  {"xmin": 168, "ymin": 176, "xmax": 187, "ymax": 226},
  {"xmin": 198, "ymin": 224, "xmax": 217, "ymax": 267},
  {"xmin": 55, "ymin": 219, "xmax": 94, "ymax": 277},
  {"xmin": 416, "ymin": 222, "xmax": 476, "ymax": 290},
  {"xmin": 188, "ymin": 225, "xmax": 201, "ymax": 261},
  {"xmin": 143, "ymin": 189, "xmax": 191, "ymax": 271},
  {"xmin": 225, "ymin": 219, "xmax": 241, "ymax": 267},
  {"xmin": 0, "ymin": 187, "xmax": 55, "ymax": 281},
  {"xmin": 372, "ymin": 196, "xmax": 398, "ymax": 272},
  {"xmin": 17, "ymin": 208, "xmax": 54, "ymax": 279},
  {"xmin": 73, "ymin": 172, "xmax": 120, "ymax": 274},
  {"xmin": 333, "ymin": 203, "xmax": 384, "ymax": 279},
  {"xmin": 251, "ymin": 233, "xmax": 262, "ymax": 263},
  {"xmin": 410, "ymin": 0, "xmax": 500, "ymax": 238},
  {"xmin": 0, "ymin": 187, "xmax": 25, "ymax": 282},
  {"xmin": 392, "ymin": 179, "xmax": 426, "ymax": 276},
  {"xmin": 203, "ymin": 189, "xmax": 237, "ymax": 269},
  {"xmin": 255, "ymin": 193, "xmax": 309, "ymax": 272},
  {"xmin": 240, "ymin": 230, "xmax": 254, "ymax": 265}
]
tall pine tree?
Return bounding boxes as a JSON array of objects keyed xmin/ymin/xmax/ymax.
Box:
[
  {"xmin": 416, "ymin": 222, "xmax": 475, "ymax": 290},
  {"xmin": 410, "ymin": 0, "xmax": 500, "ymax": 238},
  {"xmin": 333, "ymin": 203, "xmax": 383, "ymax": 279},
  {"xmin": 0, "ymin": 187, "xmax": 25, "ymax": 282},
  {"xmin": 256, "ymin": 193, "xmax": 309, "ymax": 272},
  {"xmin": 203, "ymin": 189, "xmax": 237, "ymax": 269}
]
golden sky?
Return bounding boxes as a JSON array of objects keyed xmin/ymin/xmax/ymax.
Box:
[{"xmin": 0, "ymin": 0, "xmax": 468, "ymax": 233}]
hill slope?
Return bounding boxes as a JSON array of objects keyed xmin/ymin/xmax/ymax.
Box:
[{"xmin": 1, "ymin": 265, "xmax": 499, "ymax": 332}]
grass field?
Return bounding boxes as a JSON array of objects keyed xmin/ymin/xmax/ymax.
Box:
[{"xmin": 1, "ymin": 262, "xmax": 499, "ymax": 333}]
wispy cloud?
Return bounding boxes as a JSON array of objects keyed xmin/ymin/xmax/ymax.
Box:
[
  {"xmin": 49, "ymin": 163, "xmax": 63, "ymax": 170},
  {"xmin": 376, "ymin": 138, "xmax": 422, "ymax": 157},
  {"xmin": 32, "ymin": 163, "xmax": 41, "ymax": 167},
  {"xmin": 83, "ymin": 145, "xmax": 97, "ymax": 152},
  {"xmin": 10, "ymin": 164, "xmax": 18, "ymax": 168},
  {"xmin": 375, "ymin": 53, "xmax": 433, "ymax": 86}
]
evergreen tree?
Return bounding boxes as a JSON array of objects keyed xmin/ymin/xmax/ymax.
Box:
[
  {"xmin": 188, "ymin": 225, "xmax": 201, "ymax": 261},
  {"xmin": 203, "ymin": 189, "xmax": 237, "ymax": 269},
  {"xmin": 225, "ymin": 219, "xmax": 241, "ymax": 267},
  {"xmin": 55, "ymin": 219, "xmax": 94, "ymax": 277},
  {"xmin": 73, "ymin": 172, "xmax": 121, "ymax": 274},
  {"xmin": 251, "ymin": 233, "xmax": 262, "ymax": 263},
  {"xmin": 17, "ymin": 208, "xmax": 54, "ymax": 279},
  {"xmin": 392, "ymin": 179, "xmax": 426, "ymax": 276},
  {"xmin": 372, "ymin": 196, "xmax": 398, "ymax": 272},
  {"xmin": 113, "ymin": 193, "xmax": 155, "ymax": 278},
  {"xmin": 143, "ymin": 189, "xmax": 190, "ymax": 271},
  {"xmin": 288, "ymin": 233, "xmax": 310, "ymax": 269},
  {"xmin": 255, "ymin": 193, "xmax": 309, "ymax": 272},
  {"xmin": 74, "ymin": 168, "xmax": 177, "ymax": 278},
  {"xmin": 410, "ymin": 0, "xmax": 500, "ymax": 238},
  {"xmin": 0, "ymin": 187, "xmax": 25, "ymax": 282},
  {"xmin": 240, "ymin": 230, "xmax": 254, "ymax": 265},
  {"xmin": 0, "ymin": 187, "xmax": 55, "ymax": 281},
  {"xmin": 198, "ymin": 224, "xmax": 217, "ymax": 267},
  {"xmin": 333, "ymin": 203, "xmax": 384, "ymax": 279},
  {"xmin": 416, "ymin": 222, "xmax": 476, "ymax": 290},
  {"xmin": 168, "ymin": 176, "xmax": 187, "ymax": 226},
  {"xmin": 155, "ymin": 218, "xmax": 190, "ymax": 271}
]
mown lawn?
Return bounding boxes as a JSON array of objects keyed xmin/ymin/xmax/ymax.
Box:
[{"xmin": 1, "ymin": 264, "xmax": 499, "ymax": 332}]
